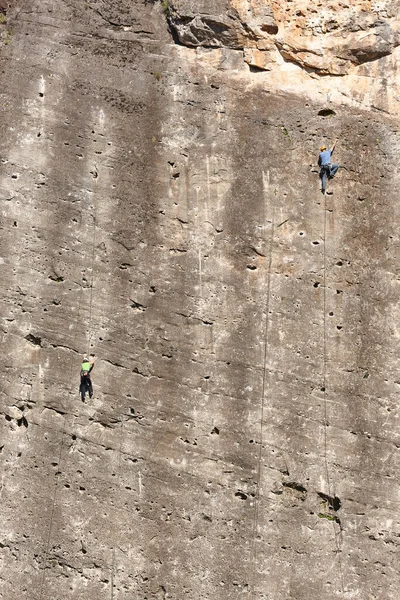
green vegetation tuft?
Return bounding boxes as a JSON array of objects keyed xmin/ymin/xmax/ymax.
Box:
[
  {"xmin": 152, "ymin": 71, "xmax": 162, "ymax": 81},
  {"xmin": 317, "ymin": 512, "xmax": 340, "ymax": 524},
  {"xmin": 0, "ymin": 13, "xmax": 6, "ymax": 24},
  {"xmin": 318, "ymin": 512, "xmax": 335, "ymax": 521},
  {"xmin": 161, "ymin": 0, "xmax": 170, "ymax": 17}
]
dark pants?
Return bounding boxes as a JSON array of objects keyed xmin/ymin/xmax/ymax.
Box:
[
  {"xmin": 80, "ymin": 375, "xmax": 93, "ymax": 401},
  {"xmin": 320, "ymin": 163, "xmax": 339, "ymax": 191}
]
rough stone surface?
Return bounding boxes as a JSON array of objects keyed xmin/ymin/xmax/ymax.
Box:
[
  {"xmin": 1, "ymin": 1, "xmax": 400, "ymax": 600},
  {"xmin": 169, "ymin": 0, "xmax": 400, "ymax": 75}
]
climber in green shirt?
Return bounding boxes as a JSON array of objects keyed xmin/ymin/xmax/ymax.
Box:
[{"xmin": 80, "ymin": 355, "xmax": 96, "ymax": 402}]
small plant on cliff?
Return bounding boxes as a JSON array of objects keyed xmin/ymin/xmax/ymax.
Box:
[
  {"xmin": 318, "ymin": 512, "xmax": 340, "ymax": 524},
  {"xmin": 152, "ymin": 71, "xmax": 162, "ymax": 81},
  {"xmin": 0, "ymin": 13, "xmax": 6, "ymax": 25},
  {"xmin": 5, "ymin": 31, "xmax": 12, "ymax": 45},
  {"xmin": 161, "ymin": 0, "xmax": 171, "ymax": 17},
  {"xmin": 318, "ymin": 512, "xmax": 335, "ymax": 521}
]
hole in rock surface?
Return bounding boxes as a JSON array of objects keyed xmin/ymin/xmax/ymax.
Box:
[
  {"xmin": 235, "ymin": 490, "xmax": 248, "ymax": 500},
  {"xmin": 261, "ymin": 23, "xmax": 278, "ymax": 34},
  {"xmin": 283, "ymin": 481, "xmax": 307, "ymax": 493},
  {"xmin": 25, "ymin": 333, "xmax": 42, "ymax": 346},
  {"xmin": 249, "ymin": 64, "xmax": 266, "ymax": 73},
  {"xmin": 318, "ymin": 108, "xmax": 336, "ymax": 117},
  {"xmin": 49, "ymin": 275, "xmax": 64, "ymax": 282},
  {"xmin": 317, "ymin": 491, "xmax": 341, "ymax": 511}
]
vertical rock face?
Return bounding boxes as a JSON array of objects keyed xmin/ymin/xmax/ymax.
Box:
[
  {"xmin": 169, "ymin": 0, "xmax": 400, "ymax": 75},
  {"xmin": 1, "ymin": 1, "xmax": 400, "ymax": 600}
]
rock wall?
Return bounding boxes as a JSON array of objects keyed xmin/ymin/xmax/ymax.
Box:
[{"xmin": 1, "ymin": 1, "xmax": 400, "ymax": 600}]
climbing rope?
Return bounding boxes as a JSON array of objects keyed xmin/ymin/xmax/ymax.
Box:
[
  {"xmin": 322, "ymin": 192, "xmax": 345, "ymax": 594},
  {"xmin": 38, "ymin": 411, "xmax": 68, "ymax": 600},
  {"xmin": 87, "ymin": 205, "xmax": 97, "ymax": 356},
  {"xmin": 110, "ymin": 414, "xmax": 124, "ymax": 599},
  {"xmin": 249, "ymin": 183, "xmax": 276, "ymax": 600},
  {"xmin": 39, "ymin": 170, "xmax": 99, "ymax": 598},
  {"xmin": 322, "ymin": 192, "xmax": 330, "ymax": 490},
  {"xmin": 111, "ymin": 546, "xmax": 116, "ymax": 600},
  {"xmin": 77, "ymin": 187, "xmax": 97, "ymax": 358}
]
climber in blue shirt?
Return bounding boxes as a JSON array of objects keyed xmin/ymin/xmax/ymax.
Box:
[{"xmin": 318, "ymin": 139, "xmax": 339, "ymax": 193}]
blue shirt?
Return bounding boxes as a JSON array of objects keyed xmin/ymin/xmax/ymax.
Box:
[{"xmin": 318, "ymin": 149, "xmax": 332, "ymax": 166}]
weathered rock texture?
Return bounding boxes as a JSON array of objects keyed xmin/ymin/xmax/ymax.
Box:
[
  {"xmin": 169, "ymin": 0, "xmax": 400, "ymax": 73},
  {"xmin": 1, "ymin": 1, "xmax": 400, "ymax": 600}
]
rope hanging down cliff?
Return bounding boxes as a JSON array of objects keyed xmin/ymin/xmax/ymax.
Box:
[
  {"xmin": 39, "ymin": 173, "xmax": 99, "ymax": 599},
  {"xmin": 322, "ymin": 191, "xmax": 345, "ymax": 594},
  {"xmin": 249, "ymin": 175, "xmax": 276, "ymax": 600},
  {"xmin": 38, "ymin": 411, "xmax": 68, "ymax": 600},
  {"xmin": 77, "ymin": 178, "xmax": 98, "ymax": 357},
  {"xmin": 110, "ymin": 414, "xmax": 125, "ymax": 600},
  {"xmin": 87, "ymin": 196, "xmax": 98, "ymax": 356}
]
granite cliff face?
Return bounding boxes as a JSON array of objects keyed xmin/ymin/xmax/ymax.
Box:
[{"xmin": 1, "ymin": 1, "xmax": 400, "ymax": 600}]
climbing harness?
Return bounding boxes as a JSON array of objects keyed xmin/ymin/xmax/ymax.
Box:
[{"xmin": 320, "ymin": 163, "xmax": 331, "ymax": 193}]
